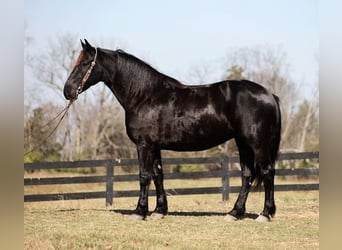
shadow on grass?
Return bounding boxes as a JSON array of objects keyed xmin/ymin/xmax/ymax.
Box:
[
  {"xmin": 56, "ymin": 208, "xmax": 259, "ymax": 219},
  {"xmin": 111, "ymin": 209, "xmax": 259, "ymax": 219}
]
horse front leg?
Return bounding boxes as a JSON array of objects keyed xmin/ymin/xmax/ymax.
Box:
[
  {"xmin": 150, "ymin": 149, "xmax": 168, "ymax": 219},
  {"xmin": 132, "ymin": 143, "xmax": 155, "ymax": 220}
]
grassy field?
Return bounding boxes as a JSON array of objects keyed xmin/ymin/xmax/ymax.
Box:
[{"xmin": 25, "ymin": 183, "xmax": 319, "ymax": 250}]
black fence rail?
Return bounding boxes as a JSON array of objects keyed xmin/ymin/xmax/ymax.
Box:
[{"xmin": 24, "ymin": 152, "xmax": 319, "ymax": 206}]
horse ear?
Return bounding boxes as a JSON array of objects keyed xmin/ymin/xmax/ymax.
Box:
[
  {"xmin": 80, "ymin": 39, "xmax": 86, "ymax": 50},
  {"xmin": 84, "ymin": 39, "xmax": 93, "ymax": 50},
  {"xmin": 81, "ymin": 39, "xmax": 95, "ymax": 54}
]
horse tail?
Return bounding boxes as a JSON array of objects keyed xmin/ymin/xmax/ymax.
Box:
[
  {"xmin": 270, "ymin": 94, "xmax": 281, "ymax": 164},
  {"xmin": 254, "ymin": 94, "xmax": 281, "ymax": 188}
]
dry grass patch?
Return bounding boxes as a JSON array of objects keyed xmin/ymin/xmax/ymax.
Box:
[{"xmin": 25, "ymin": 191, "xmax": 318, "ymax": 249}]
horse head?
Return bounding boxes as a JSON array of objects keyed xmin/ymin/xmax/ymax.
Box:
[{"xmin": 63, "ymin": 39, "xmax": 102, "ymax": 100}]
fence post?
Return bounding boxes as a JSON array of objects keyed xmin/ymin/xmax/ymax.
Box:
[
  {"xmin": 221, "ymin": 156, "xmax": 229, "ymax": 201},
  {"xmin": 105, "ymin": 161, "xmax": 114, "ymax": 207}
]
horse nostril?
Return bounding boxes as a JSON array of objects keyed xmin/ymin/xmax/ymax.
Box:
[{"xmin": 63, "ymin": 85, "xmax": 74, "ymax": 100}]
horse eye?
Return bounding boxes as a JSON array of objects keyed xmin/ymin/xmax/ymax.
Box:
[{"xmin": 82, "ymin": 59, "xmax": 93, "ymax": 66}]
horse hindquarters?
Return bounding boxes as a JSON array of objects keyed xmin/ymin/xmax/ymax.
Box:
[{"xmin": 228, "ymin": 93, "xmax": 281, "ymax": 221}]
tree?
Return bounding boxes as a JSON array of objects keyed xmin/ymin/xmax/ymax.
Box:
[
  {"xmin": 225, "ymin": 65, "xmax": 245, "ymax": 80},
  {"xmin": 288, "ymin": 88, "xmax": 319, "ymax": 152}
]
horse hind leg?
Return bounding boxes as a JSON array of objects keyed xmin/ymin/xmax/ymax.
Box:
[
  {"xmin": 226, "ymin": 138, "xmax": 255, "ymax": 221},
  {"xmin": 254, "ymin": 149, "xmax": 276, "ymax": 222}
]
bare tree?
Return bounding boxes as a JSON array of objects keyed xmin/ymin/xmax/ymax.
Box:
[
  {"xmin": 298, "ymin": 89, "xmax": 318, "ymax": 151},
  {"xmin": 185, "ymin": 62, "xmax": 216, "ymax": 85},
  {"xmin": 288, "ymin": 85, "xmax": 318, "ymax": 152}
]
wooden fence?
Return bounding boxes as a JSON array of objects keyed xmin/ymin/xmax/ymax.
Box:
[{"xmin": 24, "ymin": 152, "xmax": 319, "ymax": 206}]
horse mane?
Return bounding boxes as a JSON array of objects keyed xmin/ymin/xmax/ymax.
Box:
[{"xmin": 115, "ymin": 49, "xmax": 185, "ymax": 92}]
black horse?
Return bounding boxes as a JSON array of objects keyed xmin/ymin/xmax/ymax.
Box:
[{"xmin": 64, "ymin": 40, "xmax": 281, "ymax": 222}]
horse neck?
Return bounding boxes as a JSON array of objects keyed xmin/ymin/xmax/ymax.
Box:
[{"xmin": 104, "ymin": 52, "xmax": 162, "ymax": 110}]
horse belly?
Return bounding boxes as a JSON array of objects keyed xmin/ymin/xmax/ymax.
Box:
[{"xmin": 160, "ymin": 116, "xmax": 234, "ymax": 151}]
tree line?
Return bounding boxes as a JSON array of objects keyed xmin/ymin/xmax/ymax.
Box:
[{"xmin": 24, "ymin": 34, "xmax": 318, "ymax": 163}]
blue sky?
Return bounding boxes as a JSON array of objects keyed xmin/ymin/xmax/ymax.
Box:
[{"xmin": 25, "ymin": 0, "xmax": 318, "ymax": 99}]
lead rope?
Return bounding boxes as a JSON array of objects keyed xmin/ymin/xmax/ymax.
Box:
[{"xmin": 24, "ymin": 100, "xmax": 74, "ymax": 156}]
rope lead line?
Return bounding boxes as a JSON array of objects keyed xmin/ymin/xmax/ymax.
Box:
[{"xmin": 24, "ymin": 100, "xmax": 74, "ymax": 156}]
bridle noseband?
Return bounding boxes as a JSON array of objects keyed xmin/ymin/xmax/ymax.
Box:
[{"xmin": 75, "ymin": 47, "xmax": 98, "ymax": 99}]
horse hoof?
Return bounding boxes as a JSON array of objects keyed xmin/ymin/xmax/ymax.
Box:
[
  {"xmin": 129, "ymin": 214, "xmax": 145, "ymax": 221},
  {"xmin": 224, "ymin": 214, "xmax": 238, "ymax": 222},
  {"xmin": 149, "ymin": 213, "xmax": 165, "ymax": 220},
  {"xmin": 255, "ymin": 215, "xmax": 271, "ymax": 223}
]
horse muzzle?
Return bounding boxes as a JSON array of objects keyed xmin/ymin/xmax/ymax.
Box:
[{"xmin": 63, "ymin": 83, "xmax": 78, "ymax": 100}]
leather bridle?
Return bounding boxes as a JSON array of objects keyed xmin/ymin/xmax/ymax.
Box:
[{"xmin": 75, "ymin": 47, "xmax": 98, "ymax": 99}]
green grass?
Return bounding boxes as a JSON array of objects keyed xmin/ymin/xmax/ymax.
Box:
[{"xmin": 24, "ymin": 190, "xmax": 319, "ymax": 249}]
